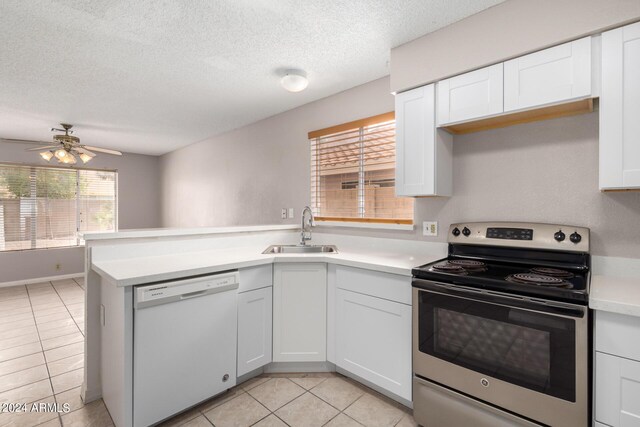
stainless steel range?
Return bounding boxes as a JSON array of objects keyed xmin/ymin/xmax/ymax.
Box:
[{"xmin": 412, "ymin": 222, "xmax": 591, "ymax": 427}]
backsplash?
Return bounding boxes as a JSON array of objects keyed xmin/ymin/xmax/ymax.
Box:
[{"xmin": 317, "ymin": 111, "xmax": 640, "ymax": 258}]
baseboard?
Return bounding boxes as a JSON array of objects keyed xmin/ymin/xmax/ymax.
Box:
[
  {"xmin": 81, "ymin": 383, "xmax": 102, "ymax": 404},
  {"xmin": 264, "ymin": 361, "xmax": 336, "ymax": 373},
  {"xmin": 0, "ymin": 272, "xmax": 83, "ymax": 289},
  {"xmin": 336, "ymin": 366, "xmax": 413, "ymax": 409}
]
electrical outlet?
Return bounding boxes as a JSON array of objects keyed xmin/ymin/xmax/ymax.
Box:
[
  {"xmin": 288, "ymin": 208, "xmax": 294, "ymax": 218},
  {"xmin": 55, "ymin": 263, "xmax": 61, "ymax": 271},
  {"xmin": 423, "ymin": 221, "xmax": 438, "ymax": 236},
  {"xmin": 281, "ymin": 208, "xmax": 287, "ymax": 219}
]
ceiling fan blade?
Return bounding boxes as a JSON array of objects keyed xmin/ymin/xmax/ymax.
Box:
[
  {"xmin": 25, "ymin": 145, "xmax": 59, "ymax": 151},
  {"xmin": 83, "ymin": 146, "xmax": 123, "ymax": 156},
  {"xmin": 75, "ymin": 147, "xmax": 96, "ymax": 156},
  {"xmin": 1, "ymin": 138, "xmax": 54, "ymax": 145}
]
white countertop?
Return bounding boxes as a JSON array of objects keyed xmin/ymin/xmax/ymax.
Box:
[
  {"xmin": 92, "ymin": 246, "xmax": 441, "ymax": 287},
  {"xmin": 590, "ymin": 275, "xmax": 640, "ymax": 317}
]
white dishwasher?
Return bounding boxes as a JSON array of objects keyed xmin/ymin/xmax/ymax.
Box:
[{"xmin": 133, "ymin": 271, "xmax": 239, "ymax": 427}]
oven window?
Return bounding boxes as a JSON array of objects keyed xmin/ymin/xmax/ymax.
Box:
[{"xmin": 419, "ymin": 291, "xmax": 576, "ymax": 401}]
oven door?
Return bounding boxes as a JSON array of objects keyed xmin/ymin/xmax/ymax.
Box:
[{"xmin": 412, "ymin": 280, "xmax": 588, "ymax": 427}]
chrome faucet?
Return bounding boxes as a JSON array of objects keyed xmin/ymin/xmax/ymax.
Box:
[{"xmin": 300, "ymin": 206, "xmax": 314, "ymax": 246}]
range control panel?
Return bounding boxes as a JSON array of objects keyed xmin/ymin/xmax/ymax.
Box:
[
  {"xmin": 486, "ymin": 227, "xmax": 533, "ymax": 240},
  {"xmin": 448, "ymin": 222, "xmax": 590, "ymax": 253}
]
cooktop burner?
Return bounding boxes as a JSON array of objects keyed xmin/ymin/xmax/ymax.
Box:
[
  {"xmin": 530, "ymin": 267, "xmax": 574, "ymax": 278},
  {"xmin": 448, "ymin": 259, "xmax": 487, "ymax": 270},
  {"xmin": 505, "ymin": 273, "xmax": 572, "ymax": 288},
  {"xmin": 431, "ymin": 260, "xmax": 487, "ymax": 274},
  {"xmin": 431, "ymin": 263, "xmax": 467, "ymax": 273}
]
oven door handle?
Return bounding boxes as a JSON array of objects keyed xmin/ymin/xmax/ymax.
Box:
[{"xmin": 413, "ymin": 279, "xmax": 586, "ymax": 318}]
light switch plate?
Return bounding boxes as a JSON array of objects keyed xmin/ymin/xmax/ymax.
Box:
[
  {"xmin": 281, "ymin": 208, "xmax": 287, "ymax": 219},
  {"xmin": 423, "ymin": 221, "xmax": 438, "ymax": 236},
  {"xmin": 288, "ymin": 208, "xmax": 294, "ymax": 218}
]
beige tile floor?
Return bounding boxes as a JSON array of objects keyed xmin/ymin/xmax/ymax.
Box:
[{"xmin": 0, "ymin": 280, "xmax": 418, "ymax": 427}]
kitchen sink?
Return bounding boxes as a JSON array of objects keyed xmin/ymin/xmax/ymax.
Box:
[{"xmin": 262, "ymin": 244, "xmax": 338, "ymax": 254}]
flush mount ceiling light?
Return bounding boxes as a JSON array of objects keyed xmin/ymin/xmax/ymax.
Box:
[{"xmin": 280, "ymin": 70, "xmax": 308, "ymax": 92}]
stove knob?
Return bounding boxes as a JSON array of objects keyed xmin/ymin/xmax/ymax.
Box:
[
  {"xmin": 452, "ymin": 227, "xmax": 460, "ymax": 236},
  {"xmin": 570, "ymin": 232, "xmax": 582, "ymax": 244},
  {"xmin": 462, "ymin": 227, "xmax": 471, "ymax": 237},
  {"xmin": 554, "ymin": 230, "xmax": 565, "ymax": 242}
]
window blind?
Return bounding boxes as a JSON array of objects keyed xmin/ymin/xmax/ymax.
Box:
[
  {"xmin": 310, "ymin": 113, "xmax": 413, "ymax": 224},
  {"xmin": 0, "ymin": 164, "xmax": 117, "ymax": 252}
]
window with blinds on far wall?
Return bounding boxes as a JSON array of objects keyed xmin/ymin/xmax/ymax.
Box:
[
  {"xmin": 309, "ymin": 112, "xmax": 414, "ymax": 224},
  {"xmin": 0, "ymin": 164, "xmax": 117, "ymax": 252}
]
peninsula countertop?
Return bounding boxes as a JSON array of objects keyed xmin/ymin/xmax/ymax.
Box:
[{"xmin": 92, "ymin": 245, "xmax": 442, "ymax": 287}]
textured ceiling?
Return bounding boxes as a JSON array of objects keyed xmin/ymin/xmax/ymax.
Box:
[{"xmin": 0, "ymin": 0, "xmax": 503, "ymax": 155}]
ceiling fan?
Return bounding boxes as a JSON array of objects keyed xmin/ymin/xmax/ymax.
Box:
[{"xmin": 2, "ymin": 123, "xmax": 123, "ymax": 165}]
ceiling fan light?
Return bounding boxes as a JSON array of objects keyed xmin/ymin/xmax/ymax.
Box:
[
  {"xmin": 280, "ymin": 70, "xmax": 308, "ymax": 92},
  {"xmin": 54, "ymin": 149, "xmax": 68, "ymax": 160},
  {"xmin": 79, "ymin": 153, "xmax": 92, "ymax": 163},
  {"xmin": 40, "ymin": 151, "xmax": 54, "ymax": 161}
]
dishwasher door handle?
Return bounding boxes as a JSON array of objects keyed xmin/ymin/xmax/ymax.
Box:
[{"xmin": 180, "ymin": 290, "xmax": 207, "ymax": 300}]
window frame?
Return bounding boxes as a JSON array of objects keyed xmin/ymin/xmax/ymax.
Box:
[
  {"xmin": 0, "ymin": 162, "xmax": 118, "ymax": 252},
  {"xmin": 308, "ymin": 112, "xmax": 415, "ymax": 229}
]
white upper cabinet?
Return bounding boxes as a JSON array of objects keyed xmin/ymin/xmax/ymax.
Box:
[
  {"xmin": 436, "ymin": 63, "xmax": 504, "ymax": 125},
  {"xmin": 600, "ymin": 21, "xmax": 640, "ymax": 190},
  {"xmin": 395, "ymin": 84, "xmax": 452, "ymax": 197},
  {"xmin": 504, "ymin": 37, "xmax": 594, "ymax": 112}
]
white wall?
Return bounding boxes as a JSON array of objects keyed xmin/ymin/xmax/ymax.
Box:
[
  {"xmin": 390, "ymin": 0, "xmax": 640, "ymax": 93},
  {"xmin": 0, "ymin": 141, "xmax": 161, "ymax": 284},
  {"xmin": 160, "ymin": 75, "xmax": 640, "ymax": 258},
  {"xmin": 160, "ymin": 77, "xmax": 395, "ymax": 227}
]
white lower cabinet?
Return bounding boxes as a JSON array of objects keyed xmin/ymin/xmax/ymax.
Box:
[
  {"xmin": 595, "ymin": 310, "xmax": 640, "ymax": 427},
  {"xmin": 330, "ymin": 265, "xmax": 412, "ymax": 402},
  {"xmin": 335, "ymin": 289, "xmax": 412, "ymax": 400},
  {"xmin": 595, "ymin": 352, "xmax": 640, "ymax": 427},
  {"xmin": 237, "ymin": 286, "xmax": 272, "ymax": 376},
  {"xmin": 273, "ymin": 263, "xmax": 327, "ymax": 362}
]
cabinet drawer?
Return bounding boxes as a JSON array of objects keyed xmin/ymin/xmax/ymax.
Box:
[
  {"xmin": 437, "ymin": 63, "xmax": 504, "ymax": 126},
  {"xmin": 595, "ymin": 310, "xmax": 640, "ymax": 361},
  {"xmin": 595, "ymin": 352, "xmax": 640, "ymax": 426},
  {"xmin": 238, "ymin": 264, "xmax": 272, "ymax": 293},
  {"xmin": 335, "ymin": 265, "xmax": 410, "ymax": 305}
]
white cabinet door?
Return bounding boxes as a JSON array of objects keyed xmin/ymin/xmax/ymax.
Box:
[
  {"xmin": 273, "ymin": 263, "xmax": 326, "ymax": 362},
  {"xmin": 237, "ymin": 287, "xmax": 272, "ymax": 376},
  {"xmin": 504, "ymin": 37, "xmax": 592, "ymax": 112},
  {"xmin": 437, "ymin": 63, "xmax": 504, "ymax": 125},
  {"xmin": 595, "ymin": 352, "xmax": 640, "ymax": 427},
  {"xmin": 395, "ymin": 84, "xmax": 452, "ymax": 197},
  {"xmin": 600, "ymin": 22, "xmax": 640, "ymax": 190},
  {"xmin": 335, "ymin": 288, "xmax": 412, "ymax": 401}
]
